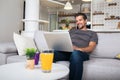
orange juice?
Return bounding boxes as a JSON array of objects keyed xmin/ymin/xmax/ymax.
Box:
[{"xmin": 40, "ymin": 52, "xmax": 54, "ymax": 72}]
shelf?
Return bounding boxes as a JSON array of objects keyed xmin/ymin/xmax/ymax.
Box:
[
  {"xmin": 93, "ymin": 13, "xmax": 104, "ymax": 15},
  {"xmin": 91, "ymin": 29, "xmax": 120, "ymax": 33},
  {"xmin": 53, "ymin": 29, "xmax": 120, "ymax": 33},
  {"xmin": 58, "ymin": 13, "xmax": 76, "ymax": 17},
  {"xmin": 58, "ymin": 21, "xmax": 76, "ymax": 24},
  {"xmin": 38, "ymin": 20, "xmax": 49, "ymax": 24},
  {"xmin": 82, "ymin": 11, "xmax": 91, "ymax": 14},
  {"xmin": 92, "ymin": 24, "xmax": 104, "ymax": 26},
  {"xmin": 108, "ymin": 3, "xmax": 117, "ymax": 6},
  {"xmin": 22, "ymin": 19, "xmax": 49, "ymax": 24},
  {"xmin": 105, "ymin": 18, "xmax": 120, "ymax": 20},
  {"xmin": 58, "ymin": 12, "xmax": 90, "ymax": 17}
]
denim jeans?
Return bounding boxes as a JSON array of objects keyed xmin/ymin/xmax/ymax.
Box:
[{"xmin": 53, "ymin": 50, "xmax": 89, "ymax": 80}]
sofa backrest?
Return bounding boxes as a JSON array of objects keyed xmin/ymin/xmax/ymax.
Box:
[
  {"xmin": 90, "ymin": 32, "xmax": 120, "ymax": 58},
  {"xmin": 35, "ymin": 31, "xmax": 120, "ymax": 59}
]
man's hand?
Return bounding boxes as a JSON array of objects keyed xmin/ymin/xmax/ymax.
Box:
[
  {"xmin": 72, "ymin": 41, "xmax": 97, "ymax": 53},
  {"xmin": 73, "ymin": 45, "xmax": 83, "ymax": 51}
]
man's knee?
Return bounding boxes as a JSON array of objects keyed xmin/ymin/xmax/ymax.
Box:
[{"xmin": 70, "ymin": 50, "xmax": 88, "ymax": 62}]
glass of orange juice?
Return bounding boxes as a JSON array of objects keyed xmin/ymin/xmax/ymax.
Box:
[{"xmin": 40, "ymin": 49, "xmax": 54, "ymax": 73}]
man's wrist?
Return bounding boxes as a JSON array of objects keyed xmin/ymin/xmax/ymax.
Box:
[{"xmin": 79, "ymin": 48, "xmax": 84, "ymax": 52}]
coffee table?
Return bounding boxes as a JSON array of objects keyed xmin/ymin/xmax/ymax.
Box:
[{"xmin": 0, "ymin": 62, "xmax": 69, "ymax": 80}]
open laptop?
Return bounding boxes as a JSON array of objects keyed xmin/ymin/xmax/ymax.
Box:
[{"xmin": 44, "ymin": 32, "xmax": 73, "ymax": 52}]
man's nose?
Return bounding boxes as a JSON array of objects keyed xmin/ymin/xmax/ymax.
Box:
[{"xmin": 77, "ymin": 22, "xmax": 81, "ymax": 24}]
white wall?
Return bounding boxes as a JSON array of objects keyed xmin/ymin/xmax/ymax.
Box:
[
  {"xmin": 40, "ymin": 5, "xmax": 49, "ymax": 20},
  {"xmin": 92, "ymin": 0, "xmax": 120, "ymax": 29},
  {"xmin": 0, "ymin": 0, "xmax": 24, "ymax": 42},
  {"xmin": 0, "ymin": 0, "xmax": 53, "ymax": 42},
  {"xmin": 39, "ymin": 5, "xmax": 49, "ymax": 31}
]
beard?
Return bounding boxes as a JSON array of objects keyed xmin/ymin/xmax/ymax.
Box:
[{"xmin": 77, "ymin": 24, "xmax": 84, "ymax": 29}]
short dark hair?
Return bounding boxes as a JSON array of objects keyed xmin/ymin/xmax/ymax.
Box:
[{"xmin": 74, "ymin": 13, "xmax": 87, "ymax": 20}]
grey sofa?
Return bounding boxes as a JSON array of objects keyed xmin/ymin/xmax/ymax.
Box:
[{"xmin": 0, "ymin": 31, "xmax": 120, "ymax": 80}]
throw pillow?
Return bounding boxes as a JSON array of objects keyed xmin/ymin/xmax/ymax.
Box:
[
  {"xmin": 115, "ymin": 54, "xmax": 120, "ymax": 59},
  {"xmin": 13, "ymin": 33, "xmax": 37, "ymax": 56}
]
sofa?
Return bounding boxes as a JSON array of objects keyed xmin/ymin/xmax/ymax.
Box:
[{"xmin": 0, "ymin": 31, "xmax": 120, "ymax": 80}]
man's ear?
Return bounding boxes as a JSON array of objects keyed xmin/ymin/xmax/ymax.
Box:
[{"xmin": 85, "ymin": 19, "xmax": 87, "ymax": 24}]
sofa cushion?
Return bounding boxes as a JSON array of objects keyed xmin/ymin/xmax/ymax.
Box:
[
  {"xmin": 55, "ymin": 58, "xmax": 120, "ymax": 80},
  {"xmin": 13, "ymin": 33, "xmax": 37, "ymax": 56},
  {"xmin": 0, "ymin": 52, "xmax": 17, "ymax": 65},
  {"xmin": 83, "ymin": 58, "xmax": 120, "ymax": 80},
  {"xmin": 0, "ymin": 42, "xmax": 17, "ymax": 53},
  {"xmin": 91, "ymin": 33, "xmax": 120, "ymax": 58},
  {"xmin": 7, "ymin": 55, "xmax": 26, "ymax": 64}
]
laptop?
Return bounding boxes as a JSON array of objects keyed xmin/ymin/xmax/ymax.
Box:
[{"xmin": 44, "ymin": 32, "xmax": 73, "ymax": 52}]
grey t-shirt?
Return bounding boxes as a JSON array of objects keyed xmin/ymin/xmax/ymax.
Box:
[{"xmin": 69, "ymin": 28, "xmax": 98, "ymax": 48}]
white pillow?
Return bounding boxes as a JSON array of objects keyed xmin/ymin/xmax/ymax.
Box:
[{"xmin": 13, "ymin": 33, "xmax": 37, "ymax": 56}]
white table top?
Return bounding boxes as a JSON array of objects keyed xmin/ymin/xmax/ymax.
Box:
[{"xmin": 0, "ymin": 62, "xmax": 69, "ymax": 80}]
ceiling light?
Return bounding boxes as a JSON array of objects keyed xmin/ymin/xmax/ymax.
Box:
[
  {"xmin": 82, "ymin": 0, "xmax": 92, "ymax": 2},
  {"xmin": 64, "ymin": 1, "xmax": 73, "ymax": 10},
  {"xmin": 105, "ymin": 0, "xmax": 113, "ymax": 2}
]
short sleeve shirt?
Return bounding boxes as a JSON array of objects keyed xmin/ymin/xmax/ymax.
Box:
[{"xmin": 69, "ymin": 28, "xmax": 98, "ymax": 48}]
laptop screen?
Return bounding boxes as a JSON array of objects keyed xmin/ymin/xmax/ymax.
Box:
[{"xmin": 44, "ymin": 32, "xmax": 73, "ymax": 52}]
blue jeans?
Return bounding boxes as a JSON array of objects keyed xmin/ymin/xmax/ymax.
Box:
[{"xmin": 53, "ymin": 50, "xmax": 89, "ymax": 80}]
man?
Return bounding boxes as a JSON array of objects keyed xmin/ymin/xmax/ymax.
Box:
[{"xmin": 53, "ymin": 13, "xmax": 98, "ymax": 80}]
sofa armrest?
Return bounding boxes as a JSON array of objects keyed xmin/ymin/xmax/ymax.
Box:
[{"xmin": 0, "ymin": 42, "xmax": 17, "ymax": 54}]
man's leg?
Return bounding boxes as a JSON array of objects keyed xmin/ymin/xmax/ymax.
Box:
[
  {"xmin": 53, "ymin": 50, "xmax": 71, "ymax": 62},
  {"xmin": 69, "ymin": 50, "xmax": 89, "ymax": 80}
]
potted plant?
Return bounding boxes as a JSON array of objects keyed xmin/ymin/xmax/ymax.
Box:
[
  {"xmin": 65, "ymin": 18, "xmax": 70, "ymax": 28},
  {"xmin": 25, "ymin": 48, "xmax": 37, "ymax": 69},
  {"xmin": 25, "ymin": 48, "xmax": 36, "ymax": 59},
  {"xmin": 60, "ymin": 18, "xmax": 71, "ymax": 30}
]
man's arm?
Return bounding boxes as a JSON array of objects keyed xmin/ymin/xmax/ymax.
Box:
[{"xmin": 73, "ymin": 41, "xmax": 97, "ymax": 53}]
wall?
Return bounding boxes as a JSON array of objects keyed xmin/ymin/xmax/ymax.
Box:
[
  {"xmin": 40, "ymin": 5, "xmax": 48, "ymax": 20},
  {"xmin": 39, "ymin": 5, "xmax": 49, "ymax": 31},
  {"xmin": 0, "ymin": 0, "xmax": 24, "ymax": 42},
  {"xmin": 0, "ymin": 0, "xmax": 49, "ymax": 42},
  {"xmin": 92, "ymin": 0, "xmax": 120, "ymax": 30}
]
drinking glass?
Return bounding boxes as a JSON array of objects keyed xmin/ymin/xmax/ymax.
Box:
[{"xmin": 40, "ymin": 49, "xmax": 54, "ymax": 73}]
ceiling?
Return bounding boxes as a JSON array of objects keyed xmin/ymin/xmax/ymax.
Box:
[
  {"xmin": 41, "ymin": 0, "xmax": 65, "ymax": 8},
  {"xmin": 40, "ymin": 0, "xmax": 91, "ymax": 8},
  {"xmin": 53, "ymin": 0, "xmax": 91, "ymax": 5}
]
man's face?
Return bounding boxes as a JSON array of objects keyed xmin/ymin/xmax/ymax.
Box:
[{"xmin": 75, "ymin": 16, "xmax": 87, "ymax": 29}]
